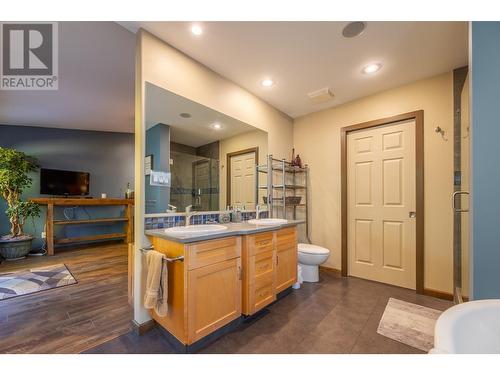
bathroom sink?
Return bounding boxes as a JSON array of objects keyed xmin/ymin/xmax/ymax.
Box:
[
  {"xmin": 164, "ymin": 224, "xmax": 228, "ymax": 235},
  {"xmin": 247, "ymin": 218, "xmax": 288, "ymax": 226}
]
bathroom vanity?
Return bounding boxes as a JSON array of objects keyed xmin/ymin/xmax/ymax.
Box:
[{"xmin": 145, "ymin": 221, "xmax": 300, "ymax": 350}]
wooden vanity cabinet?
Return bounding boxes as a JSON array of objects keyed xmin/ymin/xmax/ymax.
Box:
[
  {"xmin": 275, "ymin": 227, "xmax": 298, "ymax": 293},
  {"xmin": 242, "ymin": 227, "xmax": 298, "ymax": 315},
  {"xmin": 148, "ymin": 236, "xmax": 242, "ymax": 345},
  {"xmin": 242, "ymin": 231, "xmax": 276, "ymax": 315},
  {"xmin": 148, "ymin": 226, "xmax": 297, "ymax": 346}
]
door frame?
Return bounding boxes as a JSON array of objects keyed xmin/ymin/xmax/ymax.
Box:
[
  {"xmin": 226, "ymin": 147, "xmax": 259, "ymax": 207},
  {"xmin": 340, "ymin": 110, "xmax": 424, "ymax": 294}
]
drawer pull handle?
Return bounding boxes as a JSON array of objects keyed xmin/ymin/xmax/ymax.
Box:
[{"xmin": 257, "ymin": 240, "xmax": 272, "ymax": 247}]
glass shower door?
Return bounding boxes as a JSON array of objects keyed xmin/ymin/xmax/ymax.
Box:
[{"xmin": 453, "ymin": 68, "xmax": 470, "ymax": 303}]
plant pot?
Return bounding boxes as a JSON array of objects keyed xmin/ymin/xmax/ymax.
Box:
[{"xmin": 0, "ymin": 236, "xmax": 34, "ymax": 260}]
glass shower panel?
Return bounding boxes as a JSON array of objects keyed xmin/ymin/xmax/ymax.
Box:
[
  {"xmin": 453, "ymin": 67, "xmax": 470, "ymax": 303},
  {"xmin": 170, "ymin": 150, "xmax": 219, "ymax": 212},
  {"xmin": 460, "ymin": 73, "xmax": 470, "ymax": 300}
]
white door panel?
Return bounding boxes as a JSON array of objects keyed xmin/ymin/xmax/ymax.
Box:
[
  {"xmin": 230, "ymin": 151, "xmax": 256, "ymax": 209},
  {"xmin": 347, "ymin": 120, "xmax": 416, "ymax": 289}
]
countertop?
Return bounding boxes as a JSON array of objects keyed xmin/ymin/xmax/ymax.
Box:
[{"xmin": 145, "ymin": 220, "xmax": 305, "ymax": 243}]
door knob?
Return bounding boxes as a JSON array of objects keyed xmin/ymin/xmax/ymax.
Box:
[{"xmin": 409, "ymin": 211, "xmax": 416, "ymax": 218}]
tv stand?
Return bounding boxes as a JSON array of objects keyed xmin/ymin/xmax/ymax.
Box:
[{"xmin": 29, "ymin": 198, "xmax": 134, "ymax": 256}]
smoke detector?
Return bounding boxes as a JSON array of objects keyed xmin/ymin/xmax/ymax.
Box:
[
  {"xmin": 307, "ymin": 87, "xmax": 335, "ymax": 104},
  {"xmin": 342, "ymin": 22, "xmax": 366, "ymax": 38}
]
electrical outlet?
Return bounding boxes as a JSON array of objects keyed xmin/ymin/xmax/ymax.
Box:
[{"xmin": 41, "ymin": 231, "xmax": 46, "ymax": 239}]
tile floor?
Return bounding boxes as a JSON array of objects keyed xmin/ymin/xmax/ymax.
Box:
[{"xmin": 85, "ymin": 270, "xmax": 453, "ymax": 354}]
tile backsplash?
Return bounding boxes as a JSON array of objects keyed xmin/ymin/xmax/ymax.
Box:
[{"xmin": 145, "ymin": 210, "xmax": 268, "ymax": 230}]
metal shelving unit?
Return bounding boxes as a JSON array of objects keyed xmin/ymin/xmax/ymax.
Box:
[{"xmin": 256, "ymin": 155, "xmax": 310, "ymax": 241}]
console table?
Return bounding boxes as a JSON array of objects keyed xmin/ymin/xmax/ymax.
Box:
[{"xmin": 29, "ymin": 198, "xmax": 134, "ymax": 256}]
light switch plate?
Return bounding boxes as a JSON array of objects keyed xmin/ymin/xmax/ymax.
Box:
[{"xmin": 150, "ymin": 171, "xmax": 171, "ymax": 187}]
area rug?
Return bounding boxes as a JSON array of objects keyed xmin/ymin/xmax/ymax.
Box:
[
  {"xmin": 377, "ymin": 297, "xmax": 442, "ymax": 352},
  {"xmin": 0, "ymin": 263, "xmax": 77, "ymax": 301}
]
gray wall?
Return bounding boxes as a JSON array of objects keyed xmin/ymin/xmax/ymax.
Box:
[
  {"xmin": 471, "ymin": 22, "xmax": 500, "ymax": 299},
  {"xmin": 0, "ymin": 124, "xmax": 134, "ymax": 250}
]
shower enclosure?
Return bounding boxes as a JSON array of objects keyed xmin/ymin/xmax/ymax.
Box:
[
  {"xmin": 453, "ymin": 66, "xmax": 470, "ymax": 303},
  {"xmin": 169, "ymin": 150, "xmax": 219, "ymax": 212}
]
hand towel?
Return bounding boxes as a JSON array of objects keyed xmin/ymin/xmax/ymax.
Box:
[{"xmin": 144, "ymin": 250, "xmax": 168, "ymax": 317}]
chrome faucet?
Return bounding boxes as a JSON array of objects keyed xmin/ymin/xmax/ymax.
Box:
[
  {"xmin": 185, "ymin": 205, "xmax": 197, "ymax": 226},
  {"xmin": 255, "ymin": 204, "xmax": 266, "ymax": 219}
]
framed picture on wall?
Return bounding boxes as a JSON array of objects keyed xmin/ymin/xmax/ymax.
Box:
[{"xmin": 145, "ymin": 154, "xmax": 153, "ymax": 175}]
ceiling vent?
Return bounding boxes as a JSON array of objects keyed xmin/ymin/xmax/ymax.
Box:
[{"xmin": 307, "ymin": 87, "xmax": 335, "ymax": 104}]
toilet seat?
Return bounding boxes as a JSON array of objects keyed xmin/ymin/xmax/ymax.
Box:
[{"xmin": 298, "ymin": 243, "xmax": 330, "ymax": 255}]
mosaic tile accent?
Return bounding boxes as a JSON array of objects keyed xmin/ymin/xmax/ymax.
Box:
[{"xmin": 144, "ymin": 210, "xmax": 269, "ymax": 230}]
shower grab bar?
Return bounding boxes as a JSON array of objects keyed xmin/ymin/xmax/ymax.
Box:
[
  {"xmin": 139, "ymin": 246, "xmax": 184, "ymax": 262},
  {"xmin": 452, "ymin": 191, "xmax": 470, "ymax": 213}
]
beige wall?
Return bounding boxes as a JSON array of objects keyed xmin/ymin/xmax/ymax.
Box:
[
  {"xmin": 140, "ymin": 31, "xmax": 292, "ymax": 159},
  {"xmin": 219, "ymin": 129, "xmax": 268, "ymax": 209},
  {"xmin": 134, "ymin": 30, "xmax": 293, "ymax": 323},
  {"xmin": 294, "ymin": 72, "xmax": 454, "ymax": 294}
]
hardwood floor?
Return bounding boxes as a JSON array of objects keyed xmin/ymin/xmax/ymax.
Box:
[{"xmin": 0, "ymin": 242, "xmax": 132, "ymax": 354}]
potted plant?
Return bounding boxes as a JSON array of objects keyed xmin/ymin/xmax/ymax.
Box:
[{"xmin": 0, "ymin": 147, "xmax": 40, "ymax": 260}]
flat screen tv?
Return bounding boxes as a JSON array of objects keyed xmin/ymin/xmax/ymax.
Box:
[{"xmin": 40, "ymin": 168, "xmax": 90, "ymax": 196}]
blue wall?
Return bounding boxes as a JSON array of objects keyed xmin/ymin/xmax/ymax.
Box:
[
  {"xmin": 471, "ymin": 22, "xmax": 500, "ymax": 299},
  {"xmin": 145, "ymin": 123, "xmax": 170, "ymax": 214},
  {"xmin": 0, "ymin": 124, "xmax": 134, "ymax": 250}
]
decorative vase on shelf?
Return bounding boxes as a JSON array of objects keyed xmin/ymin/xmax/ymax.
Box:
[{"xmin": 294, "ymin": 154, "xmax": 302, "ymax": 168}]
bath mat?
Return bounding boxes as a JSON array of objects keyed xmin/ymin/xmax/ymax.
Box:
[
  {"xmin": 0, "ymin": 263, "xmax": 77, "ymax": 301},
  {"xmin": 377, "ymin": 298, "xmax": 442, "ymax": 352}
]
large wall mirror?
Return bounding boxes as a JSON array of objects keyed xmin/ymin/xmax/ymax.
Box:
[{"xmin": 145, "ymin": 82, "xmax": 268, "ymax": 215}]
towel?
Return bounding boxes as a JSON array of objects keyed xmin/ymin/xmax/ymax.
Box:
[{"xmin": 144, "ymin": 250, "xmax": 168, "ymax": 317}]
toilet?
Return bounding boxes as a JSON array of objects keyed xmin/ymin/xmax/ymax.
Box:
[{"xmin": 297, "ymin": 243, "xmax": 331, "ymax": 282}]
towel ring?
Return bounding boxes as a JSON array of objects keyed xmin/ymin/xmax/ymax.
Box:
[{"xmin": 140, "ymin": 247, "xmax": 185, "ymax": 263}]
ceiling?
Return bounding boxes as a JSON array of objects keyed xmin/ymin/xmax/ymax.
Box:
[
  {"xmin": 146, "ymin": 82, "xmax": 258, "ymax": 147},
  {"xmin": 0, "ymin": 22, "xmax": 468, "ymax": 134},
  {"xmin": 0, "ymin": 22, "xmax": 135, "ymax": 133},
  {"xmin": 120, "ymin": 21, "xmax": 468, "ymax": 118}
]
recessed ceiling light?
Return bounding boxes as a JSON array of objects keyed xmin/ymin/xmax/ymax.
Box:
[
  {"xmin": 179, "ymin": 112, "xmax": 191, "ymax": 118},
  {"xmin": 191, "ymin": 25, "xmax": 203, "ymax": 36},
  {"xmin": 261, "ymin": 78, "xmax": 274, "ymax": 87},
  {"xmin": 211, "ymin": 123, "xmax": 222, "ymax": 130},
  {"xmin": 342, "ymin": 22, "xmax": 366, "ymax": 38},
  {"xmin": 362, "ymin": 63, "xmax": 382, "ymax": 74}
]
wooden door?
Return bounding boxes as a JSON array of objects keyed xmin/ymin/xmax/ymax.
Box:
[
  {"xmin": 275, "ymin": 228, "xmax": 298, "ymax": 293},
  {"xmin": 347, "ymin": 120, "xmax": 416, "ymax": 289},
  {"xmin": 229, "ymin": 151, "xmax": 256, "ymax": 209},
  {"xmin": 187, "ymin": 257, "xmax": 242, "ymax": 344}
]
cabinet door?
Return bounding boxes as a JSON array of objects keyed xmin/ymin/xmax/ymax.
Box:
[
  {"xmin": 275, "ymin": 228, "xmax": 298, "ymax": 293},
  {"xmin": 187, "ymin": 257, "xmax": 242, "ymax": 344}
]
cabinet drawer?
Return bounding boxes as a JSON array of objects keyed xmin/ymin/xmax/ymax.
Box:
[
  {"xmin": 246, "ymin": 232, "xmax": 274, "ymax": 256},
  {"xmin": 254, "ymin": 251, "xmax": 274, "ymax": 277},
  {"xmin": 254, "ymin": 282, "xmax": 274, "ymax": 310},
  {"xmin": 253, "ymin": 270, "xmax": 275, "ymax": 310},
  {"xmin": 276, "ymin": 227, "xmax": 297, "ymax": 250},
  {"xmin": 187, "ymin": 237, "xmax": 241, "ymax": 270}
]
